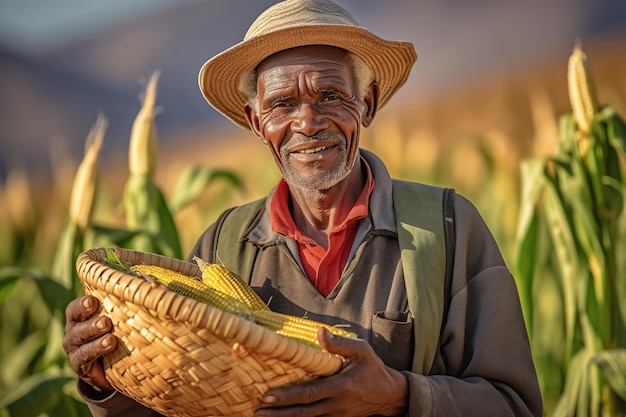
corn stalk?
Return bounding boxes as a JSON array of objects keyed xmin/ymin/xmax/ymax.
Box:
[
  {"xmin": 0, "ymin": 71, "xmax": 243, "ymax": 416},
  {"xmin": 515, "ymin": 44, "xmax": 626, "ymax": 416},
  {"xmin": 120, "ymin": 71, "xmax": 182, "ymax": 259}
]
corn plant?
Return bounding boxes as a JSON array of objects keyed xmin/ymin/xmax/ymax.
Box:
[
  {"xmin": 0, "ymin": 116, "xmax": 108, "ymax": 417},
  {"xmin": 515, "ymin": 43, "xmax": 626, "ymax": 416},
  {"xmin": 0, "ymin": 72, "xmax": 242, "ymax": 417}
]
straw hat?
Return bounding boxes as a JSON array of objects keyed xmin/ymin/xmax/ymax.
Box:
[{"xmin": 198, "ymin": 0, "xmax": 417, "ymax": 130}]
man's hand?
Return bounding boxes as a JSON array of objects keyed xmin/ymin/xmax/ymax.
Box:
[
  {"xmin": 62, "ymin": 295, "xmax": 117, "ymax": 392},
  {"xmin": 254, "ymin": 328, "xmax": 409, "ymax": 417}
]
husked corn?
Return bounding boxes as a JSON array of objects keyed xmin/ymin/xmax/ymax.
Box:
[
  {"xmin": 194, "ymin": 256, "xmax": 269, "ymax": 311},
  {"xmin": 252, "ymin": 310, "xmax": 357, "ymax": 347},
  {"xmin": 168, "ymin": 281, "xmax": 254, "ymax": 320},
  {"xmin": 130, "ymin": 263, "xmax": 253, "ymax": 319},
  {"xmin": 127, "ymin": 261, "xmax": 358, "ymax": 348}
]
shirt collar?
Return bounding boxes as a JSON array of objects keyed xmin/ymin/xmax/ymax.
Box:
[
  {"xmin": 269, "ymin": 155, "xmax": 375, "ymax": 239},
  {"xmin": 244, "ymin": 149, "xmax": 397, "ymax": 247}
]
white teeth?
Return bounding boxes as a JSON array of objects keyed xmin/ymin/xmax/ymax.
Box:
[{"xmin": 298, "ymin": 146, "xmax": 327, "ymax": 154}]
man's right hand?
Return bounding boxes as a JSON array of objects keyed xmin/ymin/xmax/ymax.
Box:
[{"xmin": 62, "ymin": 294, "xmax": 117, "ymax": 392}]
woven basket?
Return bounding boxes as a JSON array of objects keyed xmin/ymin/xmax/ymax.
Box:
[{"xmin": 76, "ymin": 248, "xmax": 343, "ymax": 417}]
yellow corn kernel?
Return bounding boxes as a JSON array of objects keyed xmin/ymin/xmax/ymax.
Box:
[
  {"xmin": 252, "ymin": 310, "xmax": 357, "ymax": 348},
  {"xmin": 168, "ymin": 281, "xmax": 254, "ymax": 320},
  {"xmin": 131, "ymin": 264, "xmax": 253, "ymax": 319},
  {"xmin": 129, "ymin": 262, "xmax": 358, "ymax": 348},
  {"xmin": 131, "ymin": 263, "xmax": 198, "ymax": 286},
  {"xmin": 194, "ymin": 257, "xmax": 269, "ymax": 311}
]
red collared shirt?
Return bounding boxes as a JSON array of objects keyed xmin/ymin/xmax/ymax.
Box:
[{"xmin": 269, "ymin": 158, "xmax": 375, "ymax": 296}]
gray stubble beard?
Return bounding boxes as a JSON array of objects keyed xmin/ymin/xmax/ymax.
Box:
[{"xmin": 280, "ymin": 131, "xmax": 350, "ymax": 191}]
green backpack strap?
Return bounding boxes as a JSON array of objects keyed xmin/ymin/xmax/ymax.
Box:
[
  {"xmin": 392, "ymin": 179, "xmax": 453, "ymax": 375},
  {"xmin": 211, "ymin": 197, "xmax": 265, "ymax": 281}
]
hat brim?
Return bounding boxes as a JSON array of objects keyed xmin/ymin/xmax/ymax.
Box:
[{"xmin": 198, "ymin": 24, "xmax": 417, "ymax": 130}]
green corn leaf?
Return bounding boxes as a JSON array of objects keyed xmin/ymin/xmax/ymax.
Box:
[
  {"xmin": 101, "ymin": 247, "xmax": 131, "ymax": 272},
  {"xmin": 602, "ymin": 105, "xmax": 626, "ymax": 151},
  {"xmin": 591, "ymin": 349, "xmax": 626, "ymax": 401},
  {"xmin": 559, "ymin": 172, "xmax": 601, "ymax": 260},
  {"xmin": 48, "ymin": 387, "xmax": 91, "ymax": 417},
  {"xmin": 85, "ymin": 224, "xmax": 143, "ymax": 249},
  {"xmin": 577, "ymin": 355, "xmax": 591, "ymax": 416},
  {"xmin": 39, "ymin": 314, "xmax": 68, "ymax": 370},
  {"xmin": 50, "ymin": 219, "xmax": 81, "ymax": 293},
  {"xmin": 168, "ymin": 165, "xmax": 242, "ymax": 213},
  {"xmin": 559, "ymin": 173, "xmax": 611, "ymax": 347},
  {"xmin": 603, "ymin": 108, "xmax": 626, "ymax": 225},
  {"xmin": 515, "ymin": 158, "xmax": 547, "ymax": 262},
  {"xmin": 0, "ymin": 373, "xmax": 75, "ymax": 417},
  {"xmin": 543, "ymin": 180, "xmax": 580, "ymax": 359},
  {"xmin": 31, "ymin": 273, "xmax": 74, "ymax": 315},
  {"xmin": 585, "ymin": 122, "xmax": 608, "ymax": 210},
  {"xmin": 514, "ymin": 211, "xmax": 538, "ymax": 334},
  {"xmin": 0, "ymin": 267, "xmax": 72, "ymax": 314},
  {"xmin": 0, "ymin": 331, "xmax": 45, "ymax": 385},
  {"xmin": 553, "ymin": 349, "xmax": 592, "ymax": 417},
  {"xmin": 48, "ymin": 393, "xmax": 90, "ymax": 417},
  {"xmin": 515, "ymin": 157, "xmax": 549, "ymax": 333},
  {"xmin": 0, "ymin": 268, "xmax": 20, "ymax": 304},
  {"xmin": 123, "ymin": 173, "xmax": 182, "ymax": 259},
  {"xmin": 558, "ymin": 113, "xmax": 577, "ymax": 156}
]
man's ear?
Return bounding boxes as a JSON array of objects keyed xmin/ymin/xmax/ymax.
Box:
[
  {"xmin": 244, "ymin": 104, "xmax": 265, "ymax": 142},
  {"xmin": 361, "ymin": 82, "xmax": 379, "ymax": 128}
]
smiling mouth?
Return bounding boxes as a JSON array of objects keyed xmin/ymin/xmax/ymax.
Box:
[{"xmin": 296, "ymin": 146, "xmax": 332, "ymax": 154}]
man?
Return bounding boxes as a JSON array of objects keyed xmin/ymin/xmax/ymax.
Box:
[{"xmin": 63, "ymin": 0, "xmax": 543, "ymax": 416}]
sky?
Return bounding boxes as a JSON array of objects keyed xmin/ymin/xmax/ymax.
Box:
[
  {"xmin": 0, "ymin": 0, "xmax": 625, "ymax": 180},
  {"xmin": 0, "ymin": 0, "xmax": 187, "ymax": 54}
]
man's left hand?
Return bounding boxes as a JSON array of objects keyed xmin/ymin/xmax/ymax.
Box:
[{"xmin": 254, "ymin": 327, "xmax": 409, "ymax": 417}]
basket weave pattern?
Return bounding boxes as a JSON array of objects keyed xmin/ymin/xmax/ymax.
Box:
[{"xmin": 76, "ymin": 248, "xmax": 342, "ymax": 417}]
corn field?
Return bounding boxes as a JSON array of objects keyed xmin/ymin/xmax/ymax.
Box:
[{"xmin": 0, "ymin": 45, "xmax": 625, "ymax": 416}]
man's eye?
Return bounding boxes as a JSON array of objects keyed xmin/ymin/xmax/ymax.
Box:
[{"xmin": 323, "ymin": 94, "xmax": 341, "ymax": 101}]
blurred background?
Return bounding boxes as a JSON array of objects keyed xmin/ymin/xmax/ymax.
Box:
[
  {"xmin": 1, "ymin": 0, "xmax": 625, "ymax": 180},
  {"xmin": 2, "ymin": 0, "xmax": 626, "ymax": 257},
  {"xmin": 1, "ymin": 1, "xmax": 626, "ymax": 416},
  {"xmin": 1, "ymin": 0, "xmax": 625, "ymax": 246}
]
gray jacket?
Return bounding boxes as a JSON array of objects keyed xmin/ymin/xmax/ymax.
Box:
[{"xmin": 80, "ymin": 150, "xmax": 542, "ymax": 416}]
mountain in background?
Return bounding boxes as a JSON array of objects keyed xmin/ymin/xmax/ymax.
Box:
[{"xmin": 1, "ymin": 0, "xmax": 625, "ymax": 181}]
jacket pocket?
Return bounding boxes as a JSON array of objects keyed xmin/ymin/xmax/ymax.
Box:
[{"xmin": 371, "ymin": 311, "xmax": 414, "ymax": 371}]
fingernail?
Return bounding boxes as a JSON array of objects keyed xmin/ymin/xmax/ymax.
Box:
[
  {"xmin": 101, "ymin": 337, "xmax": 111, "ymax": 348},
  {"xmin": 96, "ymin": 318, "xmax": 107, "ymax": 330},
  {"xmin": 82, "ymin": 297, "xmax": 92, "ymax": 309},
  {"xmin": 262, "ymin": 395, "xmax": 276, "ymax": 404}
]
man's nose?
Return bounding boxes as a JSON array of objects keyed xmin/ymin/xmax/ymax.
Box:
[{"xmin": 291, "ymin": 103, "xmax": 329, "ymax": 136}]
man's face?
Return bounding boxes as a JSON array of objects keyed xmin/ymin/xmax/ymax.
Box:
[{"xmin": 249, "ymin": 45, "xmax": 371, "ymax": 191}]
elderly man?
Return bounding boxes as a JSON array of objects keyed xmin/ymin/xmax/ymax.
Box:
[{"xmin": 63, "ymin": 0, "xmax": 543, "ymax": 416}]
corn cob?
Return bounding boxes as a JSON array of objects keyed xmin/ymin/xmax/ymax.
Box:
[
  {"xmin": 252, "ymin": 310, "xmax": 357, "ymax": 347},
  {"xmin": 130, "ymin": 264, "xmax": 254, "ymax": 320},
  {"xmin": 194, "ymin": 256, "xmax": 269, "ymax": 311},
  {"xmin": 128, "ymin": 262, "xmax": 358, "ymax": 348}
]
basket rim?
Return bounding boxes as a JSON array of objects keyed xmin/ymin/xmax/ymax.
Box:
[{"xmin": 76, "ymin": 247, "xmax": 343, "ymax": 377}]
